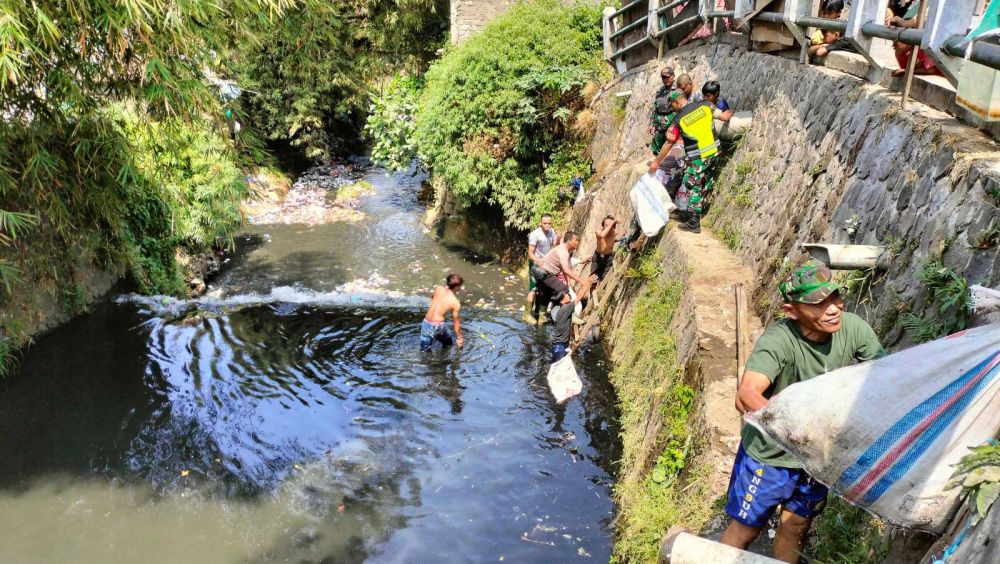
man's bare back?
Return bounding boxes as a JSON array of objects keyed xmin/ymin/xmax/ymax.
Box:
[
  {"xmin": 425, "ymin": 286, "xmax": 460, "ymax": 323},
  {"xmin": 422, "ymin": 274, "xmax": 464, "ymax": 349}
]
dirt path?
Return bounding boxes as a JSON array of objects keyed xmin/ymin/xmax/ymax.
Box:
[{"xmin": 671, "ymin": 224, "xmax": 763, "ymax": 498}]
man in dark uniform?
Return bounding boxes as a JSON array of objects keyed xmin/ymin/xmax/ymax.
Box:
[
  {"xmin": 648, "ymin": 90, "xmax": 733, "ymax": 233},
  {"xmin": 648, "ymin": 66, "xmax": 678, "ymax": 159}
]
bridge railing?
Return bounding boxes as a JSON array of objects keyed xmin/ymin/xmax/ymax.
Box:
[{"xmin": 601, "ymin": 0, "xmax": 1000, "ymax": 119}]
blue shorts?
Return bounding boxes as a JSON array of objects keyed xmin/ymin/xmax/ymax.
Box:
[
  {"xmin": 724, "ymin": 443, "xmax": 829, "ymax": 528},
  {"xmin": 420, "ymin": 320, "xmax": 453, "ymax": 351}
]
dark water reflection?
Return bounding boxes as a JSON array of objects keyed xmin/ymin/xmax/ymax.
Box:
[{"xmin": 0, "ymin": 164, "xmax": 620, "ymax": 562}]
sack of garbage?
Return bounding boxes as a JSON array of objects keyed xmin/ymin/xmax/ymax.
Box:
[
  {"xmin": 547, "ymin": 355, "xmax": 582, "ymax": 403},
  {"xmin": 629, "ymin": 173, "xmax": 677, "ymax": 237},
  {"xmin": 746, "ymin": 323, "xmax": 1000, "ymax": 532}
]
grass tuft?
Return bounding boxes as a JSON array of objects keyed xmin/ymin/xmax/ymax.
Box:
[{"xmin": 608, "ymin": 273, "xmax": 718, "ymax": 562}]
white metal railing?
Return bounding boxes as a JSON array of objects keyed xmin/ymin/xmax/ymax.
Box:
[{"xmin": 601, "ymin": 0, "xmax": 1000, "ymax": 117}]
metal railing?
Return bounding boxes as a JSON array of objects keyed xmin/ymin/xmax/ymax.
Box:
[
  {"xmin": 601, "ymin": 0, "xmax": 999, "ymax": 117},
  {"xmin": 604, "ymin": 0, "xmax": 708, "ymax": 69}
]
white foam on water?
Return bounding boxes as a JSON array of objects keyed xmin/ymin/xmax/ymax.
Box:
[{"xmin": 117, "ymin": 283, "xmax": 430, "ymax": 316}]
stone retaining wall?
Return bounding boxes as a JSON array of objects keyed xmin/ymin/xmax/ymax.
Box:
[
  {"xmin": 449, "ymin": 0, "xmax": 518, "ymax": 44},
  {"xmin": 589, "ymin": 40, "xmax": 1000, "ymax": 348}
]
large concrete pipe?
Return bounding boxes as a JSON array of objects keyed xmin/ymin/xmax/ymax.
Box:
[
  {"xmin": 802, "ymin": 244, "xmax": 890, "ymax": 270},
  {"xmin": 659, "ymin": 526, "xmax": 782, "ymax": 564},
  {"xmin": 715, "ymin": 110, "xmax": 753, "ymax": 140}
]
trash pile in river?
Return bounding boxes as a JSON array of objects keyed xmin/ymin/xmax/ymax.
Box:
[{"xmin": 249, "ymin": 162, "xmax": 374, "ymax": 225}]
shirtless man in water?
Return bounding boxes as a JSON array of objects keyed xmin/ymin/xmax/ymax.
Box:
[
  {"xmin": 592, "ymin": 215, "xmax": 617, "ymax": 281},
  {"xmin": 421, "ymin": 274, "xmax": 465, "ymax": 351}
]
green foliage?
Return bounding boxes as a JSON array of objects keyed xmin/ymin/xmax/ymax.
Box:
[
  {"xmin": 59, "ymin": 283, "xmax": 89, "ymax": 317},
  {"xmin": 947, "ymin": 441, "xmax": 1000, "ymax": 523},
  {"xmin": 607, "ymin": 273, "xmax": 718, "ymax": 562},
  {"xmin": 230, "ymin": 0, "xmax": 447, "ymax": 162},
  {"xmin": 627, "ymin": 248, "xmax": 664, "ymax": 280},
  {"xmin": 0, "ymin": 336, "xmax": 16, "ymax": 379},
  {"xmin": 904, "ymin": 258, "xmax": 974, "ymax": 342},
  {"xmin": 972, "ymin": 223, "xmax": 1000, "ymax": 250},
  {"xmin": 365, "ymin": 74, "xmax": 422, "ymax": 171},
  {"xmin": 124, "ymin": 115, "xmax": 250, "ymax": 249},
  {"xmin": 717, "ymin": 223, "xmax": 742, "ymax": 251},
  {"xmin": 808, "ymin": 498, "xmax": 889, "ymax": 563},
  {"xmin": 902, "ymin": 312, "xmax": 944, "ymax": 343},
  {"xmin": 413, "ymin": 0, "xmax": 604, "ymax": 229}
]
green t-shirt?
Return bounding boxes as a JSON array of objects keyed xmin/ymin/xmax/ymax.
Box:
[{"xmin": 741, "ymin": 312, "xmax": 886, "ymax": 468}]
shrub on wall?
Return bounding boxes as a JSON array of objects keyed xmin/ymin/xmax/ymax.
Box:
[{"xmin": 368, "ymin": 0, "xmax": 605, "ymax": 229}]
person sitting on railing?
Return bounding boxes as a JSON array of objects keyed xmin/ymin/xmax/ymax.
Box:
[
  {"xmin": 677, "ymin": 74, "xmax": 703, "ymax": 103},
  {"xmin": 886, "ymin": 0, "xmax": 941, "ymax": 77},
  {"xmin": 701, "ymin": 81, "xmax": 730, "ymax": 112},
  {"xmin": 808, "ymin": 0, "xmax": 857, "ymax": 60},
  {"xmin": 647, "ymin": 90, "xmax": 733, "ymax": 234}
]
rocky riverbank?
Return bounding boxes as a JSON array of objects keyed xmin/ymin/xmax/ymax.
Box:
[{"xmin": 246, "ymin": 162, "xmax": 374, "ymax": 225}]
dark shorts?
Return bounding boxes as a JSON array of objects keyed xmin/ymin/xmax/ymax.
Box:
[
  {"xmin": 724, "ymin": 443, "xmax": 829, "ymax": 528},
  {"xmin": 420, "ymin": 320, "xmax": 453, "ymax": 352},
  {"xmin": 592, "ymin": 252, "xmax": 613, "ymax": 281},
  {"xmin": 537, "ymin": 272, "xmax": 568, "ymax": 304},
  {"xmin": 551, "ymin": 342, "xmax": 569, "ymax": 363},
  {"xmin": 527, "ymin": 260, "xmax": 537, "ymax": 291}
]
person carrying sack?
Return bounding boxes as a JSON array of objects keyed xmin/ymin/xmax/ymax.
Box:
[
  {"xmin": 648, "ymin": 89, "xmax": 733, "ymax": 233},
  {"xmin": 719, "ymin": 260, "xmax": 886, "ymax": 562}
]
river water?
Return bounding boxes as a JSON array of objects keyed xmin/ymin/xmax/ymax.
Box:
[{"xmin": 0, "ymin": 162, "xmax": 620, "ymax": 562}]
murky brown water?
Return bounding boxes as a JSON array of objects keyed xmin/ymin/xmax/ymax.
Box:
[{"xmin": 0, "ymin": 161, "xmax": 620, "ymax": 562}]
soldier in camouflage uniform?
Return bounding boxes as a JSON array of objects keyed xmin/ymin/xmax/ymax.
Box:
[
  {"xmin": 648, "ymin": 90, "xmax": 733, "ymax": 233},
  {"xmin": 648, "ymin": 66, "xmax": 676, "ymax": 156}
]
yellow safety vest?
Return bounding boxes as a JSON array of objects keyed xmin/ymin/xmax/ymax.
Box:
[{"xmin": 677, "ymin": 103, "xmax": 719, "ymax": 159}]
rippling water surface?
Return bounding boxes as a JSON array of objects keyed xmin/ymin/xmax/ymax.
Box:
[{"xmin": 0, "ymin": 163, "xmax": 620, "ymax": 562}]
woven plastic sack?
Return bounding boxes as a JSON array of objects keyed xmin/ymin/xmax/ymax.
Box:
[
  {"xmin": 746, "ymin": 323, "xmax": 1000, "ymax": 532},
  {"xmin": 629, "ymin": 173, "xmax": 677, "ymax": 237},
  {"xmin": 547, "ymin": 355, "xmax": 582, "ymax": 403}
]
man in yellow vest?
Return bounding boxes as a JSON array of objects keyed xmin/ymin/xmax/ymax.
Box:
[{"xmin": 647, "ymin": 89, "xmax": 733, "ymax": 233}]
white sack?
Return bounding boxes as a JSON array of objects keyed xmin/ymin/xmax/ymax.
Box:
[
  {"xmin": 547, "ymin": 355, "xmax": 582, "ymax": 404},
  {"xmin": 746, "ymin": 323, "xmax": 1000, "ymax": 532},
  {"xmin": 629, "ymin": 173, "xmax": 677, "ymax": 237}
]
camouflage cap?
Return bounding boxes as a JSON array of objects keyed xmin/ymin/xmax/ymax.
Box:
[
  {"xmin": 778, "ymin": 259, "xmax": 842, "ymax": 304},
  {"xmin": 667, "ymin": 89, "xmax": 684, "ymax": 103},
  {"xmin": 660, "ymin": 66, "xmax": 675, "ymax": 77}
]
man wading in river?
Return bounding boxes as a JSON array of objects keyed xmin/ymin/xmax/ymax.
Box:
[
  {"xmin": 525, "ymin": 214, "xmax": 559, "ymax": 324},
  {"xmin": 421, "ymin": 274, "xmax": 465, "ymax": 352},
  {"xmin": 720, "ymin": 260, "xmax": 886, "ymax": 562}
]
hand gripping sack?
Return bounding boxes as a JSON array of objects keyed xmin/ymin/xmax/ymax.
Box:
[
  {"xmin": 629, "ymin": 173, "xmax": 677, "ymax": 237},
  {"xmin": 746, "ymin": 323, "xmax": 1000, "ymax": 532},
  {"xmin": 547, "ymin": 355, "xmax": 582, "ymax": 403}
]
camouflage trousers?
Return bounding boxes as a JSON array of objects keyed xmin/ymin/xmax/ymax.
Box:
[{"xmin": 683, "ymin": 155, "xmax": 718, "ymax": 215}]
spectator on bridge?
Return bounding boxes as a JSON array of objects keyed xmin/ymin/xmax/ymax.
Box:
[
  {"xmin": 808, "ymin": 0, "xmax": 859, "ymax": 60},
  {"xmin": 886, "ymin": 0, "xmax": 941, "ymax": 77},
  {"xmin": 701, "ymin": 81, "xmax": 730, "ymax": 112}
]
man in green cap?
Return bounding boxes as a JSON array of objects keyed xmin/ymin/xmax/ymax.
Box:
[{"xmin": 719, "ymin": 259, "xmax": 886, "ymax": 563}]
